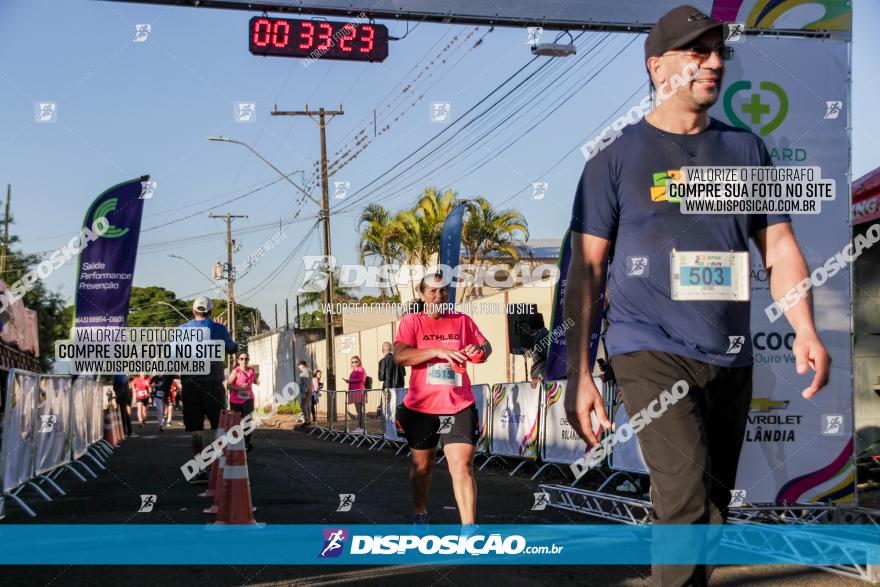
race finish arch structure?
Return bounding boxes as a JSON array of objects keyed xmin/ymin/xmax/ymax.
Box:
[{"xmin": 106, "ymin": 0, "xmax": 867, "ymax": 579}]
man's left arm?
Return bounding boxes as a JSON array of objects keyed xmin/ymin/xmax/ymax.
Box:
[{"xmin": 754, "ymin": 222, "xmax": 831, "ymax": 398}]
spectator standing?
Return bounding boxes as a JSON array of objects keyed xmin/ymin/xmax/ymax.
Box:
[
  {"xmin": 378, "ymin": 342, "xmax": 406, "ymax": 389},
  {"xmin": 296, "ymin": 361, "xmax": 314, "ymax": 428},
  {"xmin": 343, "ymin": 356, "xmax": 367, "ymax": 433},
  {"xmin": 311, "ymin": 369, "xmax": 323, "ymax": 423}
]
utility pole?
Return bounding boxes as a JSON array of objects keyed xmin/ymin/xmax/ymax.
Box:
[
  {"xmin": 209, "ymin": 212, "xmax": 248, "ymax": 345},
  {"xmin": 272, "ymin": 104, "xmax": 343, "ymax": 397}
]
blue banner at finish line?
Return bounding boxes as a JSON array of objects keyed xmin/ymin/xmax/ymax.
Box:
[
  {"xmin": 544, "ymin": 230, "xmax": 606, "ymax": 381},
  {"xmin": 74, "ymin": 177, "xmax": 148, "ymax": 328},
  {"xmin": 0, "ymin": 525, "xmax": 879, "ymax": 565},
  {"xmin": 438, "ymin": 202, "xmax": 467, "ymax": 306}
]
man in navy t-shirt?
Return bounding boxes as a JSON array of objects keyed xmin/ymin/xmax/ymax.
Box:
[{"xmin": 563, "ymin": 6, "xmax": 830, "ymax": 585}]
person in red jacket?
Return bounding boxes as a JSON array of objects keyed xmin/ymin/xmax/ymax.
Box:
[
  {"xmin": 166, "ymin": 378, "xmax": 181, "ymax": 426},
  {"xmin": 393, "ymin": 272, "xmax": 491, "ymax": 526},
  {"xmin": 130, "ymin": 372, "xmax": 153, "ymax": 429}
]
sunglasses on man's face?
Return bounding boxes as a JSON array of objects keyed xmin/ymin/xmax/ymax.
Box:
[{"xmin": 667, "ymin": 42, "xmax": 734, "ymax": 62}]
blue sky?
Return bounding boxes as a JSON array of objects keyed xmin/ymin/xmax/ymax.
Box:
[{"xmin": 1, "ymin": 0, "xmax": 878, "ymax": 325}]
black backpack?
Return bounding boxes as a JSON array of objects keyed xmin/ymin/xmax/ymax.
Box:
[{"xmin": 365, "ymin": 375, "xmax": 373, "ymax": 389}]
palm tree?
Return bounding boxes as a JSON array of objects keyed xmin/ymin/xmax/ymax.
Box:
[
  {"xmin": 411, "ymin": 187, "xmax": 460, "ymax": 261},
  {"xmin": 384, "ymin": 188, "xmax": 460, "ymax": 298},
  {"xmin": 357, "ymin": 204, "xmax": 402, "ymax": 297},
  {"xmin": 460, "ymin": 197, "xmax": 529, "ymax": 300}
]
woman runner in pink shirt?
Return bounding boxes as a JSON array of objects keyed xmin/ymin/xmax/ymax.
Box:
[
  {"xmin": 227, "ymin": 352, "xmax": 259, "ymax": 451},
  {"xmin": 393, "ymin": 272, "xmax": 492, "ymax": 526}
]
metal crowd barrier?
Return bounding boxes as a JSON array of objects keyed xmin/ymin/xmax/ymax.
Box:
[
  {"xmin": 308, "ymin": 389, "xmax": 389, "ymax": 448},
  {"xmin": 0, "ymin": 370, "xmax": 116, "ymax": 519},
  {"xmin": 302, "ymin": 380, "xmax": 626, "ymax": 484}
]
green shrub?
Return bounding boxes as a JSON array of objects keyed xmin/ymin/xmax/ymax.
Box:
[{"xmin": 275, "ymin": 399, "xmax": 302, "ymax": 415}]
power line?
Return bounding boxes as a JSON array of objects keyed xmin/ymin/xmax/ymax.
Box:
[
  {"xmin": 236, "ymin": 220, "xmax": 319, "ymax": 301},
  {"xmin": 137, "ymin": 216, "xmax": 314, "ymax": 255},
  {"xmin": 331, "ymin": 33, "xmax": 586, "ymax": 214},
  {"xmin": 331, "ymin": 56, "xmax": 552, "ymax": 213},
  {"xmin": 328, "ymin": 26, "xmax": 489, "ymax": 180},
  {"xmin": 495, "ymin": 79, "xmax": 650, "ymax": 208},
  {"xmin": 425, "ymin": 35, "xmax": 638, "ymax": 200},
  {"xmin": 351, "ymin": 32, "xmax": 616, "ymax": 207}
]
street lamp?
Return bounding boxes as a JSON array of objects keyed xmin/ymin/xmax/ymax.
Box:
[
  {"xmin": 166, "ymin": 253, "xmax": 221, "ymax": 291},
  {"xmin": 156, "ymin": 301, "xmax": 188, "ymax": 321},
  {"xmin": 208, "ymin": 135, "xmax": 338, "ymax": 400},
  {"xmin": 207, "ymin": 136, "xmax": 318, "ymax": 205}
]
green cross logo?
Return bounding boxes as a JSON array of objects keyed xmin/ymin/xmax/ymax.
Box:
[
  {"xmin": 91, "ymin": 198, "xmax": 129, "ymax": 238},
  {"xmin": 723, "ymin": 80, "xmax": 788, "ymax": 136}
]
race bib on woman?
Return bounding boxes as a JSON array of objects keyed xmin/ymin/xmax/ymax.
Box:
[{"xmin": 426, "ymin": 363, "xmax": 462, "ymax": 387}]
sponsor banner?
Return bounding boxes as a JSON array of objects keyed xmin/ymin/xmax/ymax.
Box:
[
  {"xmin": 74, "ymin": 177, "xmax": 147, "ymax": 329},
  {"xmin": 711, "ymin": 0, "xmax": 850, "ymax": 35},
  {"xmin": 0, "ymin": 370, "xmax": 39, "ymax": 492},
  {"xmin": 70, "ymin": 376, "xmax": 90, "ymax": 460},
  {"xmin": 33, "ymin": 375, "xmax": 72, "ymax": 477},
  {"xmin": 471, "ymin": 384, "xmax": 490, "ymax": 454},
  {"xmin": 88, "ymin": 378, "xmax": 103, "ymax": 445},
  {"xmin": 488, "ymin": 382, "xmax": 540, "ymax": 460},
  {"xmin": 382, "ymin": 388, "xmax": 407, "ymax": 442},
  {"xmin": 589, "ymin": 37, "xmax": 853, "ymax": 503},
  {"xmin": 0, "ymin": 524, "xmax": 876, "ymax": 564},
  {"xmin": 540, "ymin": 379, "xmax": 595, "ymax": 465},
  {"xmin": 608, "ymin": 384, "xmax": 649, "ymax": 475},
  {"xmin": 711, "ymin": 36, "xmax": 853, "ymax": 504}
]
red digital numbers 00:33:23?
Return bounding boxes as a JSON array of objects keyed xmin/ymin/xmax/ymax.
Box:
[{"xmin": 249, "ymin": 17, "xmax": 389, "ymax": 62}]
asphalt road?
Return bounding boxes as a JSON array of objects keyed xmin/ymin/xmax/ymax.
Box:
[{"xmin": 0, "ymin": 408, "xmax": 864, "ymax": 586}]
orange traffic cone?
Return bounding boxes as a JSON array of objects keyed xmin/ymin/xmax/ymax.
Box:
[
  {"xmin": 103, "ymin": 408, "xmax": 118, "ymax": 447},
  {"xmin": 215, "ymin": 411, "xmax": 257, "ymax": 525},
  {"xmin": 118, "ymin": 404, "xmax": 126, "ymax": 440},
  {"xmin": 200, "ymin": 410, "xmax": 228, "ymax": 500},
  {"xmin": 112, "ymin": 404, "xmax": 123, "ymax": 443}
]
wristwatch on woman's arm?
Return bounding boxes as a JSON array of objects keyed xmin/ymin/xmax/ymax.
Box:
[{"xmin": 470, "ymin": 344, "xmax": 488, "ymax": 363}]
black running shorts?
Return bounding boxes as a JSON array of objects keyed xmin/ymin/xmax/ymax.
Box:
[
  {"xmin": 395, "ymin": 403, "xmax": 479, "ymax": 450},
  {"xmin": 181, "ymin": 379, "xmax": 226, "ymax": 431}
]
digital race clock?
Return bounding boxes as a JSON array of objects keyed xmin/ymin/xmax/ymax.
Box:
[{"xmin": 249, "ymin": 17, "xmax": 389, "ymax": 62}]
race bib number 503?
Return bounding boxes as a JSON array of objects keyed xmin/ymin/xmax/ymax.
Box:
[{"xmin": 670, "ymin": 250, "xmax": 750, "ymax": 302}]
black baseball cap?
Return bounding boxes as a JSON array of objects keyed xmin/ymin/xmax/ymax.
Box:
[{"xmin": 645, "ymin": 5, "xmax": 724, "ymax": 60}]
